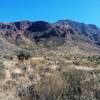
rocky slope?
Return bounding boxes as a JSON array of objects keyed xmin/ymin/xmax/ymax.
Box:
[
  {"xmin": 0, "ymin": 19, "xmax": 100, "ymax": 100},
  {"xmin": 0, "ymin": 19, "xmax": 100, "ymax": 55}
]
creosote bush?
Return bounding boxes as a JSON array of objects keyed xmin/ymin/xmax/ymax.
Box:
[{"xmin": 16, "ymin": 50, "xmax": 32, "ymax": 61}]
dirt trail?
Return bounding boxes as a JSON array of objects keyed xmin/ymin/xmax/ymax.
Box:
[
  {"xmin": 63, "ymin": 59, "xmax": 100, "ymax": 71},
  {"xmin": 73, "ymin": 65, "xmax": 96, "ymax": 71}
]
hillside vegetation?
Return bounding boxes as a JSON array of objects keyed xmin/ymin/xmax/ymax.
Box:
[{"xmin": 0, "ymin": 19, "xmax": 100, "ymax": 100}]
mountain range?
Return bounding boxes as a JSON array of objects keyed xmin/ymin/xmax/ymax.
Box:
[{"xmin": 0, "ymin": 19, "xmax": 100, "ymax": 56}]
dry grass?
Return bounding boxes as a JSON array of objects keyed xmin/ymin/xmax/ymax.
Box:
[{"xmin": 1, "ymin": 50, "xmax": 100, "ymax": 100}]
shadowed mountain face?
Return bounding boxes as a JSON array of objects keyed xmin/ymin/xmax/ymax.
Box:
[
  {"xmin": 24, "ymin": 20, "xmax": 100, "ymax": 47},
  {"xmin": 0, "ymin": 19, "xmax": 100, "ymax": 55},
  {"xmin": 27, "ymin": 21, "xmax": 52, "ymax": 32}
]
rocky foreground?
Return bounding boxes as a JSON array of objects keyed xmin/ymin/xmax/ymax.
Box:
[{"xmin": 0, "ymin": 51, "xmax": 100, "ymax": 100}]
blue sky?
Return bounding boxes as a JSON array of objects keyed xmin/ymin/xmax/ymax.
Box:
[{"xmin": 0, "ymin": 0, "xmax": 100, "ymax": 26}]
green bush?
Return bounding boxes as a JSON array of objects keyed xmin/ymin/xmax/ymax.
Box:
[
  {"xmin": 86, "ymin": 56, "xmax": 100, "ymax": 64},
  {"xmin": 16, "ymin": 50, "xmax": 32, "ymax": 61}
]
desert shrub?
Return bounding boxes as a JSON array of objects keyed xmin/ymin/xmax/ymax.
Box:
[
  {"xmin": 73, "ymin": 61, "xmax": 80, "ymax": 65},
  {"xmin": 19, "ymin": 63, "xmax": 27, "ymax": 71},
  {"xmin": 34, "ymin": 72, "xmax": 65, "ymax": 100},
  {"xmin": 61, "ymin": 70, "xmax": 100, "ymax": 100},
  {"xmin": 0, "ymin": 61, "xmax": 4, "ymax": 71},
  {"xmin": 95, "ymin": 90, "xmax": 100, "ymax": 100},
  {"xmin": 3, "ymin": 55, "xmax": 13, "ymax": 60},
  {"xmin": 61, "ymin": 70, "xmax": 83, "ymax": 100},
  {"xmin": 18, "ymin": 85, "xmax": 35, "ymax": 100},
  {"xmin": 85, "ymin": 56, "xmax": 100, "ymax": 64},
  {"xmin": 16, "ymin": 50, "xmax": 32, "ymax": 61},
  {"xmin": 18, "ymin": 72, "xmax": 66, "ymax": 100},
  {"xmin": 0, "ymin": 61, "xmax": 5, "ymax": 79},
  {"xmin": 15, "ymin": 34, "xmax": 22, "ymax": 46},
  {"xmin": 18, "ymin": 69, "xmax": 100, "ymax": 100}
]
